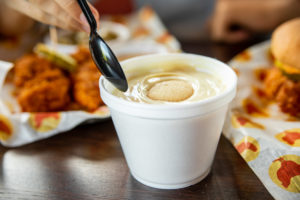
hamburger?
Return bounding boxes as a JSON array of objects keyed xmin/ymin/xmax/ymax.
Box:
[{"xmin": 264, "ymin": 18, "xmax": 300, "ymax": 116}]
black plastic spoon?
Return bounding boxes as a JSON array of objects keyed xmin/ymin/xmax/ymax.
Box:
[{"xmin": 77, "ymin": 0, "xmax": 128, "ymax": 92}]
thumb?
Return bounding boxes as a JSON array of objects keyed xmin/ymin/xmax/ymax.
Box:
[{"xmin": 55, "ymin": 0, "xmax": 99, "ymax": 32}]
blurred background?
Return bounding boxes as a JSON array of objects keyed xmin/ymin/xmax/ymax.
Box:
[
  {"xmin": 134, "ymin": 0, "xmax": 215, "ymax": 40},
  {"xmin": 0, "ymin": 0, "xmax": 300, "ymax": 61}
]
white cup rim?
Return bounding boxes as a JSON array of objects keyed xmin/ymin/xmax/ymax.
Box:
[{"xmin": 100, "ymin": 53, "xmax": 237, "ymax": 118}]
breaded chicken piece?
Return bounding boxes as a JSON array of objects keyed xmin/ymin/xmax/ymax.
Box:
[
  {"xmin": 276, "ymin": 79, "xmax": 300, "ymax": 116},
  {"xmin": 13, "ymin": 54, "xmax": 54, "ymax": 87},
  {"xmin": 264, "ymin": 67, "xmax": 300, "ymax": 116},
  {"xmin": 264, "ymin": 67, "xmax": 287, "ymax": 99},
  {"xmin": 72, "ymin": 60, "xmax": 102, "ymax": 111},
  {"xmin": 18, "ymin": 68, "xmax": 70, "ymax": 112},
  {"xmin": 71, "ymin": 46, "xmax": 92, "ymax": 64},
  {"xmin": 13, "ymin": 48, "xmax": 104, "ymax": 112}
]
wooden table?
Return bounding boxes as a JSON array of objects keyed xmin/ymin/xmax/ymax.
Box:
[{"xmin": 0, "ymin": 36, "xmax": 274, "ymax": 200}]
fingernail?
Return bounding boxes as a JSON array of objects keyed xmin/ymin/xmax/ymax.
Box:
[
  {"xmin": 80, "ymin": 13, "xmax": 88, "ymax": 24},
  {"xmin": 82, "ymin": 25, "xmax": 90, "ymax": 32},
  {"xmin": 80, "ymin": 13, "xmax": 90, "ymax": 32}
]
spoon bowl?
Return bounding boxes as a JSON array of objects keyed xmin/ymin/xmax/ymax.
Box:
[
  {"xmin": 77, "ymin": 0, "xmax": 128, "ymax": 92},
  {"xmin": 89, "ymin": 32, "xmax": 128, "ymax": 91}
]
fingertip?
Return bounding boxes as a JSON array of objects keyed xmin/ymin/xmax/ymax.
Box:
[
  {"xmin": 230, "ymin": 31, "xmax": 250, "ymax": 42},
  {"xmin": 80, "ymin": 5, "xmax": 99, "ymax": 31},
  {"xmin": 56, "ymin": 0, "xmax": 99, "ymax": 32},
  {"xmin": 91, "ymin": 7, "xmax": 100, "ymax": 26},
  {"xmin": 88, "ymin": 3, "xmax": 100, "ymax": 24},
  {"xmin": 79, "ymin": 13, "xmax": 90, "ymax": 33},
  {"xmin": 211, "ymin": 30, "xmax": 250, "ymax": 43},
  {"xmin": 225, "ymin": 33, "xmax": 250, "ymax": 43}
]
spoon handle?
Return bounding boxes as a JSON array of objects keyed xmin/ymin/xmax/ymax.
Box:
[{"xmin": 77, "ymin": 0, "xmax": 97, "ymax": 32}]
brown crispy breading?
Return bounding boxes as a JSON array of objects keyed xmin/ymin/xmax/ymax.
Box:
[
  {"xmin": 72, "ymin": 60, "xmax": 102, "ymax": 111},
  {"xmin": 275, "ymin": 79, "xmax": 300, "ymax": 116},
  {"xmin": 13, "ymin": 54, "xmax": 54, "ymax": 87},
  {"xmin": 18, "ymin": 69, "xmax": 70, "ymax": 112},
  {"xmin": 264, "ymin": 67, "xmax": 287, "ymax": 99},
  {"xmin": 71, "ymin": 46, "xmax": 92, "ymax": 64},
  {"xmin": 13, "ymin": 46, "xmax": 103, "ymax": 112},
  {"xmin": 264, "ymin": 67, "xmax": 300, "ymax": 116}
]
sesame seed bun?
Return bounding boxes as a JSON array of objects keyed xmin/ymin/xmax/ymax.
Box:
[{"xmin": 271, "ymin": 18, "xmax": 300, "ymax": 69}]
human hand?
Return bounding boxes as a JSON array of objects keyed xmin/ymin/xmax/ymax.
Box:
[
  {"xmin": 0, "ymin": 1, "xmax": 34, "ymax": 36},
  {"xmin": 210, "ymin": 0, "xmax": 300, "ymax": 43},
  {"xmin": 4, "ymin": 0, "xmax": 100, "ymax": 32}
]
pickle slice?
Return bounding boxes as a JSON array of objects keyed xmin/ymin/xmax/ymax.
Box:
[
  {"xmin": 275, "ymin": 60, "xmax": 300, "ymax": 81},
  {"xmin": 34, "ymin": 43, "xmax": 77, "ymax": 72},
  {"xmin": 281, "ymin": 71, "xmax": 300, "ymax": 81}
]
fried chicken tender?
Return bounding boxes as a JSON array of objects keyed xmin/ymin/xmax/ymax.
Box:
[
  {"xmin": 72, "ymin": 60, "xmax": 102, "ymax": 111},
  {"xmin": 18, "ymin": 69, "xmax": 71, "ymax": 112},
  {"xmin": 13, "ymin": 54, "xmax": 71, "ymax": 112},
  {"xmin": 264, "ymin": 67, "xmax": 300, "ymax": 116},
  {"xmin": 71, "ymin": 46, "xmax": 91, "ymax": 64},
  {"xmin": 264, "ymin": 67, "xmax": 287, "ymax": 99},
  {"xmin": 275, "ymin": 79, "xmax": 300, "ymax": 116},
  {"xmin": 13, "ymin": 47, "xmax": 103, "ymax": 112},
  {"xmin": 13, "ymin": 54, "xmax": 54, "ymax": 87}
]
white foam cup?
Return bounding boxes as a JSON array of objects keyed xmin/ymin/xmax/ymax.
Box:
[{"xmin": 99, "ymin": 53, "xmax": 237, "ymax": 189}]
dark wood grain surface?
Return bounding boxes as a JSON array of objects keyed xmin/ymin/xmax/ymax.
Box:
[{"xmin": 0, "ymin": 33, "xmax": 274, "ymax": 199}]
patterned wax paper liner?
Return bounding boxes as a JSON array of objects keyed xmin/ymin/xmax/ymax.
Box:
[
  {"xmin": 0, "ymin": 7, "xmax": 181, "ymax": 147},
  {"xmin": 0, "ymin": 61, "xmax": 110, "ymax": 147},
  {"xmin": 223, "ymin": 40, "xmax": 300, "ymax": 200}
]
